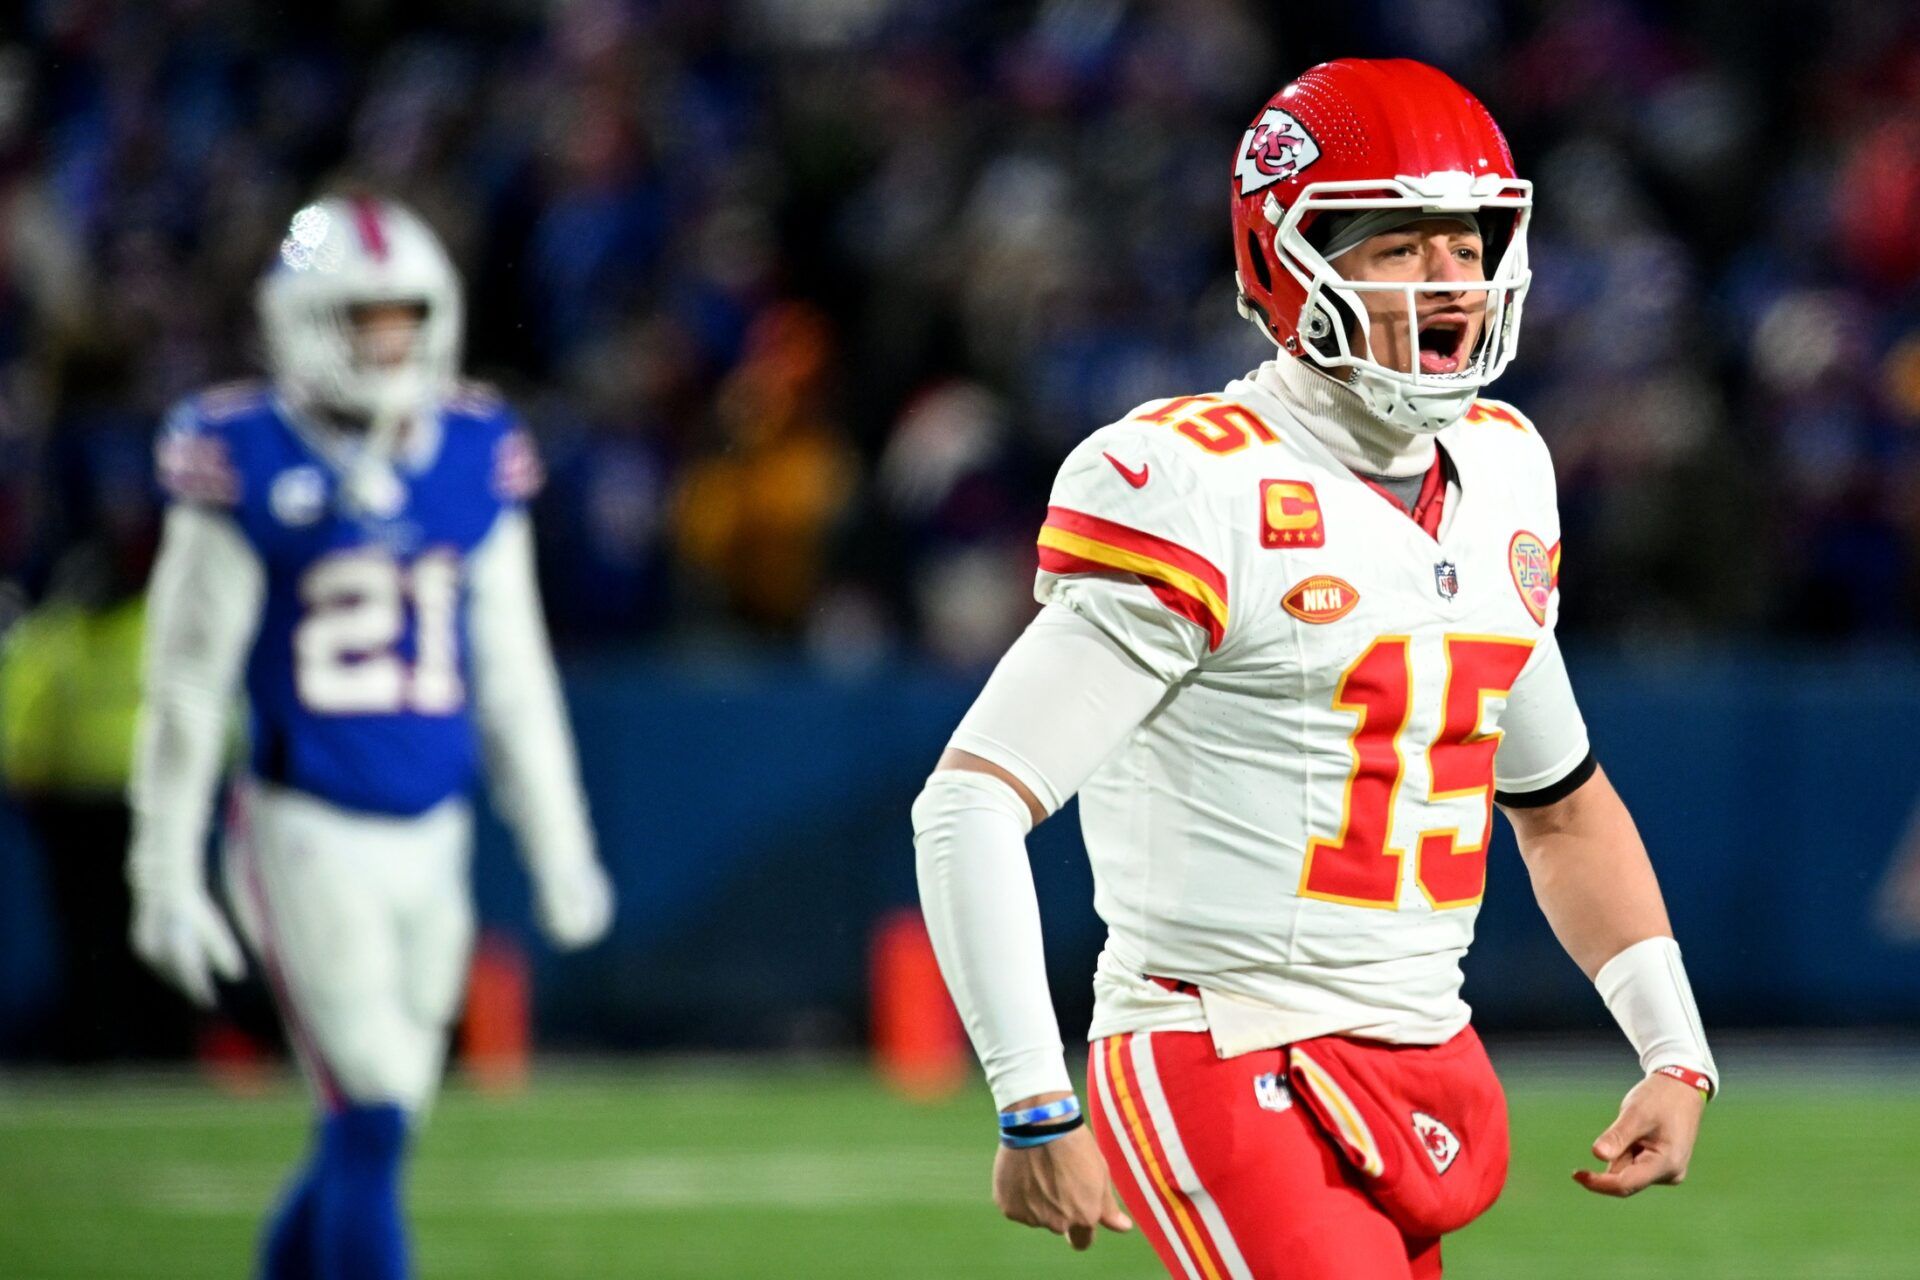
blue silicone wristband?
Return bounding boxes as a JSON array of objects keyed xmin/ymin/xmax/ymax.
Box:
[
  {"xmin": 998, "ymin": 1097, "xmax": 1081, "ymax": 1130},
  {"xmin": 1001, "ymin": 1122, "xmax": 1082, "ymax": 1150}
]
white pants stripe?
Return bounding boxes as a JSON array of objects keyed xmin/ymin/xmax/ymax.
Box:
[
  {"xmin": 1093, "ymin": 1038, "xmax": 1203, "ymax": 1280},
  {"xmin": 1129, "ymin": 1033, "xmax": 1256, "ymax": 1280}
]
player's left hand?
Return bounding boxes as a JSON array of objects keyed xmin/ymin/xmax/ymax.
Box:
[
  {"xmin": 1573, "ymin": 1072, "xmax": 1707, "ymax": 1197},
  {"xmin": 534, "ymin": 858, "xmax": 615, "ymax": 950}
]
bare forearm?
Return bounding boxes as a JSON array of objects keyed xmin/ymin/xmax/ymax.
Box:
[{"xmin": 1507, "ymin": 765, "xmax": 1671, "ymax": 978}]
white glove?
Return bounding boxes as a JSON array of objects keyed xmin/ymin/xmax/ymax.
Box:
[
  {"xmin": 533, "ymin": 857, "xmax": 615, "ymax": 950},
  {"xmin": 129, "ymin": 878, "xmax": 246, "ymax": 1008}
]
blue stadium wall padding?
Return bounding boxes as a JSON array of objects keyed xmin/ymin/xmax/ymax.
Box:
[{"xmin": 4, "ymin": 651, "xmax": 1918, "ymax": 1053}]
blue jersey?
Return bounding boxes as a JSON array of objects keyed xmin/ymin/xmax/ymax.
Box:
[{"xmin": 157, "ymin": 381, "xmax": 543, "ymax": 816}]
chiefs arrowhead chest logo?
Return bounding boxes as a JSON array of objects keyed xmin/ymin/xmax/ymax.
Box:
[{"xmin": 1236, "ymin": 107, "xmax": 1322, "ymax": 195}]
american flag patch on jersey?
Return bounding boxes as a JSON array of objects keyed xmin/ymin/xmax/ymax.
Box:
[{"xmin": 493, "ymin": 428, "xmax": 545, "ymax": 502}]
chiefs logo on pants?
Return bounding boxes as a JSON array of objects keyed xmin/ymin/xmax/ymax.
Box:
[{"xmin": 1088, "ymin": 1027, "xmax": 1509, "ymax": 1279}]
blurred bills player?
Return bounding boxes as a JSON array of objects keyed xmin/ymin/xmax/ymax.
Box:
[
  {"xmin": 126, "ymin": 195, "xmax": 613, "ymax": 1280},
  {"xmin": 914, "ymin": 60, "xmax": 1717, "ymax": 1278}
]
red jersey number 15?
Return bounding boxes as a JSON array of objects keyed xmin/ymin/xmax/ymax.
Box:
[{"xmin": 1298, "ymin": 635, "xmax": 1534, "ymax": 911}]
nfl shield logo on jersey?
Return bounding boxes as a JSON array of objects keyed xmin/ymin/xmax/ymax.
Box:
[
  {"xmin": 1411, "ymin": 1110, "xmax": 1461, "ymax": 1175},
  {"xmin": 1433, "ymin": 560, "xmax": 1460, "ymax": 601},
  {"xmin": 1253, "ymin": 1071, "xmax": 1292, "ymax": 1113}
]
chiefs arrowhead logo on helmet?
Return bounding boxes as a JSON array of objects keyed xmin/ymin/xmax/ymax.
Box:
[{"xmin": 1235, "ymin": 106, "xmax": 1321, "ymax": 195}]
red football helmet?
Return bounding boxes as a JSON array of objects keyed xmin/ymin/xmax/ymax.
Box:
[{"xmin": 1230, "ymin": 59, "xmax": 1532, "ymax": 433}]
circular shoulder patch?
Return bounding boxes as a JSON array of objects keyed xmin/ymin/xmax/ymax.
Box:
[{"xmin": 1508, "ymin": 531, "xmax": 1552, "ymax": 626}]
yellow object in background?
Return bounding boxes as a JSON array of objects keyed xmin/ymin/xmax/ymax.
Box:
[{"xmin": 0, "ymin": 595, "xmax": 145, "ymax": 798}]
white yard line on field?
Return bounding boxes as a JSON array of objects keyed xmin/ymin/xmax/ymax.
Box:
[{"xmin": 143, "ymin": 1149, "xmax": 983, "ymax": 1215}]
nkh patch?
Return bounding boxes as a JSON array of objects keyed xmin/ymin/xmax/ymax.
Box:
[
  {"xmin": 1410, "ymin": 1110, "xmax": 1461, "ymax": 1175},
  {"xmin": 1253, "ymin": 1072, "xmax": 1293, "ymax": 1113},
  {"xmin": 1235, "ymin": 106, "xmax": 1322, "ymax": 195},
  {"xmin": 1283, "ymin": 574, "xmax": 1359, "ymax": 623},
  {"xmin": 1508, "ymin": 531, "xmax": 1552, "ymax": 626},
  {"xmin": 1433, "ymin": 560, "xmax": 1459, "ymax": 602}
]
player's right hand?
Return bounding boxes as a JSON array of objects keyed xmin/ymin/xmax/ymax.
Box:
[
  {"xmin": 130, "ymin": 885, "xmax": 246, "ymax": 1008},
  {"xmin": 533, "ymin": 858, "xmax": 615, "ymax": 951},
  {"xmin": 992, "ymin": 1122, "xmax": 1133, "ymax": 1251},
  {"xmin": 1572, "ymin": 1071, "xmax": 1707, "ymax": 1197}
]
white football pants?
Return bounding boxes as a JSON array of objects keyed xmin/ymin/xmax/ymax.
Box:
[{"xmin": 224, "ymin": 780, "xmax": 474, "ymax": 1113}]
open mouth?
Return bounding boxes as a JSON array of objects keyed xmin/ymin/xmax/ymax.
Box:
[{"xmin": 1416, "ymin": 316, "xmax": 1468, "ymax": 375}]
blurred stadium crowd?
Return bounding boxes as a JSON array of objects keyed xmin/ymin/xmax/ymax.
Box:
[{"xmin": 2, "ymin": 0, "xmax": 1920, "ymax": 673}]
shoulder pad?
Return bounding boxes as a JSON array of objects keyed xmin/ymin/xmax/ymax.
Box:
[
  {"xmin": 1039, "ymin": 399, "xmax": 1250, "ymax": 651},
  {"xmin": 1098, "ymin": 395, "xmax": 1290, "ymax": 475},
  {"xmin": 444, "ymin": 380, "xmax": 508, "ymax": 423},
  {"xmin": 193, "ymin": 379, "xmax": 272, "ymax": 424}
]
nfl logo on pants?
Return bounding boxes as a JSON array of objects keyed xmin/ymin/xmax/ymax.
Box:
[{"xmin": 1434, "ymin": 561, "xmax": 1459, "ymax": 601}]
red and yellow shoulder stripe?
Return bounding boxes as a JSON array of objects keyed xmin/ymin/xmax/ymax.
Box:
[{"xmin": 1037, "ymin": 506, "xmax": 1228, "ymax": 649}]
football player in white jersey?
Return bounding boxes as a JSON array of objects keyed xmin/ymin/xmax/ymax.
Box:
[
  {"xmin": 913, "ymin": 59, "xmax": 1716, "ymax": 1279},
  {"xmin": 126, "ymin": 195, "xmax": 614, "ymax": 1280}
]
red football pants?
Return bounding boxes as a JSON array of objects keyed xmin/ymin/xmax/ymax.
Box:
[{"xmin": 1089, "ymin": 1030, "xmax": 1443, "ymax": 1280}]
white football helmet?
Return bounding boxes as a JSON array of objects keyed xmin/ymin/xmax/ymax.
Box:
[{"xmin": 257, "ymin": 195, "xmax": 463, "ymax": 426}]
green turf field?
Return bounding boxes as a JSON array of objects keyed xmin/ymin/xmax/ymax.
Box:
[{"xmin": 1, "ymin": 1058, "xmax": 1916, "ymax": 1278}]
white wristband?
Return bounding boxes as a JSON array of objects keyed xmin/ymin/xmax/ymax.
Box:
[{"xmin": 1594, "ymin": 936, "xmax": 1719, "ymax": 1097}]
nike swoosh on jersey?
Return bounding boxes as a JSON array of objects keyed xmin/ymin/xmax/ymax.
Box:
[{"xmin": 1103, "ymin": 452, "xmax": 1150, "ymax": 488}]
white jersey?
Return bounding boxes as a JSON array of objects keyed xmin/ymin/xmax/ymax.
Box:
[{"xmin": 1019, "ymin": 362, "xmax": 1589, "ymax": 1057}]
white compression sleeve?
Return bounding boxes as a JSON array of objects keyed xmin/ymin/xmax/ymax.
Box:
[
  {"xmin": 468, "ymin": 510, "xmax": 595, "ymax": 875},
  {"xmin": 913, "ymin": 771, "xmax": 1071, "ymax": 1107},
  {"xmin": 128, "ymin": 505, "xmax": 265, "ymax": 894},
  {"xmin": 914, "ymin": 604, "xmax": 1175, "ymax": 1107},
  {"xmin": 1595, "ymin": 936, "xmax": 1719, "ymax": 1095},
  {"xmin": 945, "ymin": 603, "xmax": 1175, "ymax": 815}
]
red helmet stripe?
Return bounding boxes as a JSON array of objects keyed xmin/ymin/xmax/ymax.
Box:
[{"xmin": 349, "ymin": 196, "xmax": 390, "ymax": 262}]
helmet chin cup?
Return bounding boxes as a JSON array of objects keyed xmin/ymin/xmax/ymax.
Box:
[
  {"xmin": 346, "ymin": 364, "xmax": 435, "ymax": 424},
  {"xmin": 1350, "ymin": 369, "xmax": 1478, "ymax": 436}
]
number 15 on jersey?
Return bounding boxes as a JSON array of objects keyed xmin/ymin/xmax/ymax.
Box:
[{"xmin": 1300, "ymin": 634, "xmax": 1534, "ymax": 912}]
